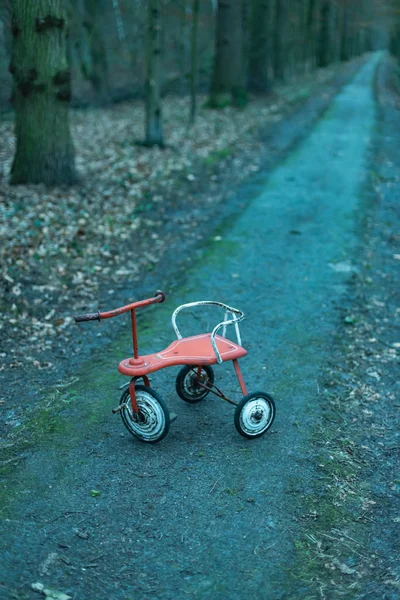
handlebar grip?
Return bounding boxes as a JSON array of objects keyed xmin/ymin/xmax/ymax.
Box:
[
  {"xmin": 155, "ymin": 290, "xmax": 166, "ymax": 303},
  {"xmin": 74, "ymin": 311, "xmax": 101, "ymax": 323}
]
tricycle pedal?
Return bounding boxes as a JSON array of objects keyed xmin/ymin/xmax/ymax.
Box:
[
  {"xmin": 170, "ymin": 412, "xmax": 177, "ymax": 423},
  {"xmin": 112, "ymin": 402, "xmax": 127, "ymax": 414}
]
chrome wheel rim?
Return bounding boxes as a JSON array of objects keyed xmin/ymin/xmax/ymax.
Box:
[
  {"xmin": 123, "ymin": 390, "xmax": 166, "ymax": 441},
  {"xmin": 239, "ymin": 397, "xmax": 274, "ymax": 436}
]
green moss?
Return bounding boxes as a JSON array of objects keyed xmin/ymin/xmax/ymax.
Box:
[
  {"xmin": 286, "ymin": 414, "xmax": 369, "ymax": 596},
  {"xmin": 203, "ymin": 146, "xmax": 234, "ymax": 168},
  {"xmin": 206, "ymin": 92, "xmax": 231, "ymax": 109},
  {"xmin": 231, "ymin": 86, "xmax": 248, "ymax": 108}
]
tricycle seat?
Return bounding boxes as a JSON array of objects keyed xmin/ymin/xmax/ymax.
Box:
[{"xmin": 118, "ymin": 333, "xmax": 247, "ymax": 377}]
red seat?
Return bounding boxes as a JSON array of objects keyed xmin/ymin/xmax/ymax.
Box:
[{"xmin": 118, "ymin": 333, "xmax": 247, "ymax": 377}]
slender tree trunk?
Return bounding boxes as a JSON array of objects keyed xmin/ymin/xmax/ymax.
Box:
[
  {"xmin": 209, "ymin": 0, "xmax": 246, "ymax": 108},
  {"xmin": 10, "ymin": 0, "xmax": 76, "ymax": 185},
  {"xmin": 389, "ymin": 24, "xmax": 400, "ymax": 60},
  {"xmin": 248, "ymin": 0, "xmax": 270, "ymax": 93},
  {"xmin": 242, "ymin": 0, "xmax": 251, "ymax": 88},
  {"xmin": 305, "ymin": 0, "xmax": 316, "ymax": 73},
  {"xmin": 145, "ymin": 0, "xmax": 163, "ymax": 146},
  {"xmin": 317, "ymin": 0, "xmax": 330, "ymax": 67},
  {"xmin": 179, "ymin": 0, "xmax": 188, "ymax": 93},
  {"xmin": 273, "ymin": 0, "xmax": 285, "ymax": 81},
  {"xmin": 84, "ymin": 0, "xmax": 110, "ymax": 104},
  {"xmin": 189, "ymin": 0, "xmax": 199, "ymax": 124},
  {"xmin": 340, "ymin": 1, "xmax": 350, "ymax": 61},
  {"xmin": 68, "ymin": 0, "xmax": 91, "ymax": 88}
]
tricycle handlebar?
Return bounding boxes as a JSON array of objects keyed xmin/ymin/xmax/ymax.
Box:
[{"xmin": 74, "ymin": 290, "xmax": 165, "ymax": 324}]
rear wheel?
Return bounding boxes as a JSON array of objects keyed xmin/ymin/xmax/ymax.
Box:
[
  {"xmin": 120, "ymin": 384, "xmax": 170, "ymax": 443},
  {"xmin": 176, "ymin": 365, "xmax": 214, "ymax": 403},
  {"xmin": 234, "ymin": 392, "xmax": 275, "ymax": 439}
]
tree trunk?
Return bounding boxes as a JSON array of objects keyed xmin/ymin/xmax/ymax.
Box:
[
  {"xmin": 340, "ymin": 1, "xmax": 350, "ymax": 61},
  {"xmin": 68, "ymin": 0, "xmax": 92, "ymax": 91},
  {"xmin": 145, "ymin": 0, "xmax": 163, "ymax": 146},
  {"xmin": 189, "ymin": 0, "xmax": 199, "ymax": 124},
  {"xmin": 84, "ymin": 0, "xmax": 110, "ymax": 104},
  {"xmin": 209, "ymin": 0, "xmax": 247, "ymax": 108},
  {"xmin": 317, "ymin": 0, "xmax": 330, "ymax": 67},
  {"xmin": 10, "ymin": 0, "xmax": 76, "ymax": 185},
  {"xmin": 248, "ymin": 0, "xmax": 270, "ymax": 93},
  {"xmin": 179, "ymin": 0, "xmax": 188, "ymax": 94},
  {"xmin": 273, "ymin": 0, "xmax": 285, "ymax": 81},
  {"xmin": 305, "ymin": 0, "xmax": 316, "ymax": 73}
]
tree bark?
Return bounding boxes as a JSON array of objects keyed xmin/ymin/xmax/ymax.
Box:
[
  {"xmin": 273, "ymin": 0, "xmax": 285, "ymax": 81},
  {"xmin": 340, "ymin": 0, "xmax": 350, "ymax": 61},
  {"xmin": 209, "ymin": 0, "xmax": 247, "ymax": 108},
  {"xmin": 145, "ymin": 0, "xmax": 163, "ymax": 146},
  {"xmin": 10, "ymin": 0, "xmax": 76, "ymax": 185},
  {"xmin": 248, "ymin": 0, "xmax": 270, "ymax": 93},
  {"xmin": 189, "ymin": 0, "xmax": 199, "ymax": 124},
  {"xmin": 317, "ymin": 0, "xmax": 330, "ymax": 67},
  {"xmin": 84, "ymin": 0, "xmax": 110, "ymax": 104},
  {"xmin": 305, "ymin": 0, "xmax": 317, "ymax": 72}
]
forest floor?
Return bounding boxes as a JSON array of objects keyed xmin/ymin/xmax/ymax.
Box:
[{"xmin": 1, "ymin": 52, "xmax": 399, "ymax": 600}]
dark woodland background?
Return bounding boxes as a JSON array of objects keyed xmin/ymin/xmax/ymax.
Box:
[{"xmin": 0, "ymin": 0, "xmax": 398, "ymax": 186}]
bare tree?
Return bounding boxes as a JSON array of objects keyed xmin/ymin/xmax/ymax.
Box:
[
  {"xmin": 189, "ymin": 0, "xmax": 199, "ymax": 124},
  {"xmin": 248, "ymin": 0, "xmax": 270, "ymax": 93},
  {"xmin": 273, "ymin": 0, "xmax": 285, "ymax": 81},
  {"xmin": 317, "ymin": 0, "xmax": 331, "ymax": 67},
  {"xmin": 83, "ymin": 0, "xmax": 110, "ymax": 103},
  {"xmin": 209, "ymin": 0, "xmax": 246, "ymax": 108},
  {"xmin": 144, "ymin": 0, "xmax": 163, "ymax": 146}
]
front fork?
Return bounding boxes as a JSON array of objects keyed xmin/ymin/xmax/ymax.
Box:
[{"xmin": 113, "ymin": 375, "xmax": 150, "ymax": 415}]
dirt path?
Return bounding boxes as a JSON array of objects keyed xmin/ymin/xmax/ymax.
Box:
[{"xmin": 0, "ymin": 53, "xmax": 393, "ymax": 600}]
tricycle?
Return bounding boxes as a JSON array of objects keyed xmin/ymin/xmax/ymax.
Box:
[{"xmin": 74, "ymin": 290, "xmax": 275, "ymax": 443}]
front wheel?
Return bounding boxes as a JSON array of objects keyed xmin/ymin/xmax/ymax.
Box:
[
  {"xmin": 120, "ymin": 385, "xmax": 170, "ymax": 443},
  {"xmin": 234, "ymin": 392, "xmax": 275, "ymax": 439}
]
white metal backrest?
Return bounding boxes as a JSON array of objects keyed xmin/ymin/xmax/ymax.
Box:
[{"xmin": 171, "ymin": 300, "xmax": 245, "ymax": 364}]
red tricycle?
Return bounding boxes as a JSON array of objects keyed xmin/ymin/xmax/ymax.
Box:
[{"xmin": 74, "ymin": 291, "xmax": 275, "ymax": 443}]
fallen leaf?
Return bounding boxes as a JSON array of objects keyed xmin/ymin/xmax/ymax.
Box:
[
  {"xmin": 31, "ymin": 582, "xmax": 71, "ymax": 600},
  {"xmin": 336, "ymin": 562, "xmax": 356, "ymax": 575}
]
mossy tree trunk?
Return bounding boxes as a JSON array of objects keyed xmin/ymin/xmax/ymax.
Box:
[
  {"xmin": 10, "ymin": 0, "xmax": 76, "ymax": 185},
  {"xmin": 144, "ymin": 0, "xmax": 163, "ymax": 146},
  {"xmin": 209, "ymin": 0, "xmax": 247, "ymax": 108},
  {"xmin": 248, "ymin": 0, "xmax": 270, "ymax": 93}
]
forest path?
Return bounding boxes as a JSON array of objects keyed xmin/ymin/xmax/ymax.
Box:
[{"xmin": 1, "ymin": 55, "xmax": 379, "ymax": 600}]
